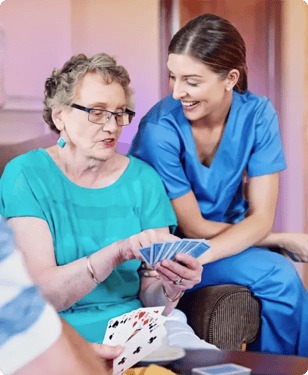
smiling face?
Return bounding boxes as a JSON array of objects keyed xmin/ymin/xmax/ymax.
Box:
[
  {"xmin": 167, "ymin": 53, "xmax": 233, "ymax": 126},
  {"xmin": 55, "ymin": 72, "xmax": 127, "ymax": 162}
]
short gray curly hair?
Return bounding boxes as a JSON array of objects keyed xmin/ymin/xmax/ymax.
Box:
[{"xmin": 43, "ymin": 53, "xmax": 133, "ymax": 133}]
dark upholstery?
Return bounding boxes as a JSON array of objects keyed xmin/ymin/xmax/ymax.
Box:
[
  {"xmin": 177, "ymin": 284, "xmax": 261, "ymax": 351},
  {"xmin": 0, "ymin": 133, "xmax": 58, "ymax": 176}
]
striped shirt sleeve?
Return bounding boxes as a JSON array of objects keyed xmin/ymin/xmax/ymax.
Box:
[{"xmin": 0, "ymin": 216, "xmax": 62, "ymax": 375}]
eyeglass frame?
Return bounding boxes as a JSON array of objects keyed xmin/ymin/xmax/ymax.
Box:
[{"xmin": 70, "ymin": 103, "xmax": 135, "ymax": 126}]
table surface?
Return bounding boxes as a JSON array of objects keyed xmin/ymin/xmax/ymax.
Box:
[{"xmin": 158, "ymin": 349, "xmax": 308, "ymax": 375}]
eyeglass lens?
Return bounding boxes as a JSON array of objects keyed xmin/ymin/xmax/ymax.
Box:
[{"xmin": 89, "ymin": 109, "xmax": 132, "ymax": 126}]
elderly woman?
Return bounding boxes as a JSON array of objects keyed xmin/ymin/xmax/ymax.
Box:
[{"xmin": 0, "ymin": 53, "xmax": 206, "ymax": 350}]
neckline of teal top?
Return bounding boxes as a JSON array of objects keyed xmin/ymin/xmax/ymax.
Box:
[{"xmin": 38, "ymin": 149, "xmax": 133, "ymax": 192}]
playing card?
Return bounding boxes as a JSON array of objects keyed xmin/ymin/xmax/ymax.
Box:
[
  {"xmin": 139, "ymin": 239, "xmax": 211, "ymax": 270},
  {"xmin": 180, "ymin": 239, "xmax": 204, "ymax": 254},
  {"xmin": 151, "ymin": 242, "xmax": 164, "ymax": 265},
  {"xmin": 139, "ymin": 246, "xmax": 151, "ymax": 264},
  {"xmin": 163, "ymin": 240, "xmax": 181, "ymax": 259},
  {"xmin": 117, "ymin": 307, "xmax": 165, "ymax": 344},
  {"xmin": 104, "ymin": 307, "xmax": 165, "ymax": 347},
  {"xmin": 192, "ymin": 363, "xmax": 251, "ymax": 375},
  {"xmin": 155, "ymin": 241, "xmax": 173, "ymax": 264},
  {"xmin": 104, "ymin": 311, "xmax": 133, "ymax": 345},
  {"xmin": 113, "ymin": 313, "xmax": 166, "ymax": 375},
  {"xmin": 174, "ymin": 239, "xmax": 192, "ymax": 253},
  {"xmin": 186, "ymin": 241, "xmax": 210, "ymax": 259}
]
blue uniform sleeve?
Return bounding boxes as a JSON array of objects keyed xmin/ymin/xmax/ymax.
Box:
[
  {"xmin": 129, "ymin": 121, "xmax": 192, "ymax": 200},
  {"xmin": 247, "ymin": 100, "xmax": 287, "ymax": 177},
  {"xmin": 0, "ymin": 158, "xmax": 46, "ymax": 220}
]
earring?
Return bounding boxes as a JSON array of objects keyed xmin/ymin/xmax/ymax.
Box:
[
  {"xmin": 226, "ymin": 87, "xmax": 231, "ymax": 91},
  {"xmin": 57, "ymin": 137, "xmax": 66, "ymax": 148}
]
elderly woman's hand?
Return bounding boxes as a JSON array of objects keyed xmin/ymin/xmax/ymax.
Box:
[
  {"xmin": 116, "ymin": 229, "xmax": 180, "ymax": 264},
  {"xmin": 155, "ymin": 252, "xmax": 203, "ymax": 298}
]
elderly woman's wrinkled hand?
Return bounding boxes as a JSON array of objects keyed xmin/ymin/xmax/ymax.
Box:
[
  {"xmin": 155, "ymin": 252, "xmax": 203, "ymax": 297},
  {"xmin": 117, "ymin": 229, "xmax": 180, "ymax": 264}
]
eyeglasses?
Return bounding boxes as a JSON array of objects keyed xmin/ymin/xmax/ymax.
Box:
[{"xmin": 70, "ymin": 103, "xmax": 135, "ymax": 126}]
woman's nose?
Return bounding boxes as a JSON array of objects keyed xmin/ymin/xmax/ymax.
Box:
[
  {"xmin": 172, "ymin": 80, "xmax": 186, "ymax": 100},
  {"xmin": 102, "ymin": 114, "xmax": 118, "ymax": 132}
]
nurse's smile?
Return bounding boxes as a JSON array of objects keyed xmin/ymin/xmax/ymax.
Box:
[
  {"xmin": 181, "ymin": 101, "xmax": 199, "ymax": 111},
  {"xmin": 167, "ymin": 53, "xmax": 231, "ymax": 126}
]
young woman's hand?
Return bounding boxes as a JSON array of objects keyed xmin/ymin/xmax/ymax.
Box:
[{"xmin": 275, "ymin": 233, "xmax": 308, "ymax": 262}]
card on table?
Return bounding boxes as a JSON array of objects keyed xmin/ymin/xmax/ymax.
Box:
[{"xmin": 192, "ymin": 363, "xmax": 251, "ymax": 375}]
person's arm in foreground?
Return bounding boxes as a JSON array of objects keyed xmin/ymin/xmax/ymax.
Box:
[
  {"xmin": 172, "ymin": 172, "xmax": 279, "ymax": 264},
  {"xmin": 12, "ymin": 318, "xmax": 119, "ymax": 375},
  {"xmin": 0, "ymin": 216, "xmax": 121, "ymax": 375}
]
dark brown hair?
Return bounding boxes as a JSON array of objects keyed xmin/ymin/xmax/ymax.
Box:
[
  {"xmin": 168, "ymin": 14, "xmax": 248, "ymax": 93},
  {"xmin": 43, "ymin": 53, "xmax": 133, "ymax": 133}
]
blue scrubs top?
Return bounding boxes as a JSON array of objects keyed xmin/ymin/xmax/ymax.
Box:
[{"xmin": 129, "ymin": 91, "xmax": 287, "ymax": 224}]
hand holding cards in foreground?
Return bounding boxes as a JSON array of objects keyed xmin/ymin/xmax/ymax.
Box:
[
  {"xmin": 139, "ymin": 239, "xmax": 210, "ymax": 269},
  {"xmin": 103, "ymin": 307, "xmax": 167, "ymax": 375}
]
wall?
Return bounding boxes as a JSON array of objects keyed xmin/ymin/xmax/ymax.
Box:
[
  {"xmin": 179, "ymin": 0, "xmax": 269, "ymax": 97},
  {"xmin": 280, "ymin": 0, "xmax": 308, "ymax": 284},
  {"xmin": 71, "ymin": 0, "xmax": 161, "ymax": 147},
  {"xmin": 0, "ymin": 0, "xmax": 72, "ymax": 142},
  {"xmin": 0, "ymin": 0, "xmax": 161, "ymax": 148}
]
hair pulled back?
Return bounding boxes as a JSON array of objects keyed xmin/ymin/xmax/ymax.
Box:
[
  {"xmin": 43, "ymin": 53, "xmax": 133, "ymax": 133},
  {"xmin": 168, "ymin": 14, "xmax": 248, "ymax": 93}
]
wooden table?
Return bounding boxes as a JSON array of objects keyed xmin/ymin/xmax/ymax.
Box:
[{"xmin": 164, "ymin": 348, "xmax": 308, "ymax": 375}]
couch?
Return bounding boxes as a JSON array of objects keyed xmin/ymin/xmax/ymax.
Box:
[{"xmin": 0, "ymin": 133, "xmax": 262, "ymax": 351}]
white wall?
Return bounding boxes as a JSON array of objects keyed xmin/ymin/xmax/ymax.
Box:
[
  {"xmin": 0, "ymin": 0, "xmax": 161, "ymax": 145},
  {"xmin": 71, "ymin": 0, "xmax": 161, "ymax": 145},
  {"xmin": 279, "ymin": 0, "xmax": 308, "ymax": 280},
  {"xmin": 0, "ymin": 0, "xmax": 72, "ymax": 142}
]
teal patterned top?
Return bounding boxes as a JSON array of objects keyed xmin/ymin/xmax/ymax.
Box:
[{"xmin": 0, "ymin": 150, "xmax": 177, "ymax": 343}]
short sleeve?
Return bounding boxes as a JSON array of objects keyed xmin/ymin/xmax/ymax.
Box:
[
  {"xmin": 0, "ymin": 158, "xmax": 46, "ymax": 219},
  {"xmin": 129, "ymin": 121, "xmax": 191, "ymax": 200},
  {"xmin": 135, "ymin": 161, "xmax": 177, "ymax": 232},
  {"xmin": 0, "ymin": 216, "xmax": 62, "ymax": 375},
  {"xmin": 247, "ymin": 100, "xmax": 287, "ymax": 177}
]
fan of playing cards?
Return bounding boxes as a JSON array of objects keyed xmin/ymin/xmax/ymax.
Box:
[
  {"xmin": 103, "ymin": 307, "xmax": 167, "ymax": 375},
  {"xmin": 139, "ymin": 238, "xmax": 211, "ymax": 269}
]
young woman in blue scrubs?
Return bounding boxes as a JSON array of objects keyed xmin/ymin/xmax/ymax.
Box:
[{"xmin": 129, "ymin": 14, "xmax": 308, "ymax": 356}]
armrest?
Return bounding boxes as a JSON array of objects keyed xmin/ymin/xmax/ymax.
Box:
[{"xmin": 177, "ymin": 284, "xmax": 261, "ymax": 351}]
